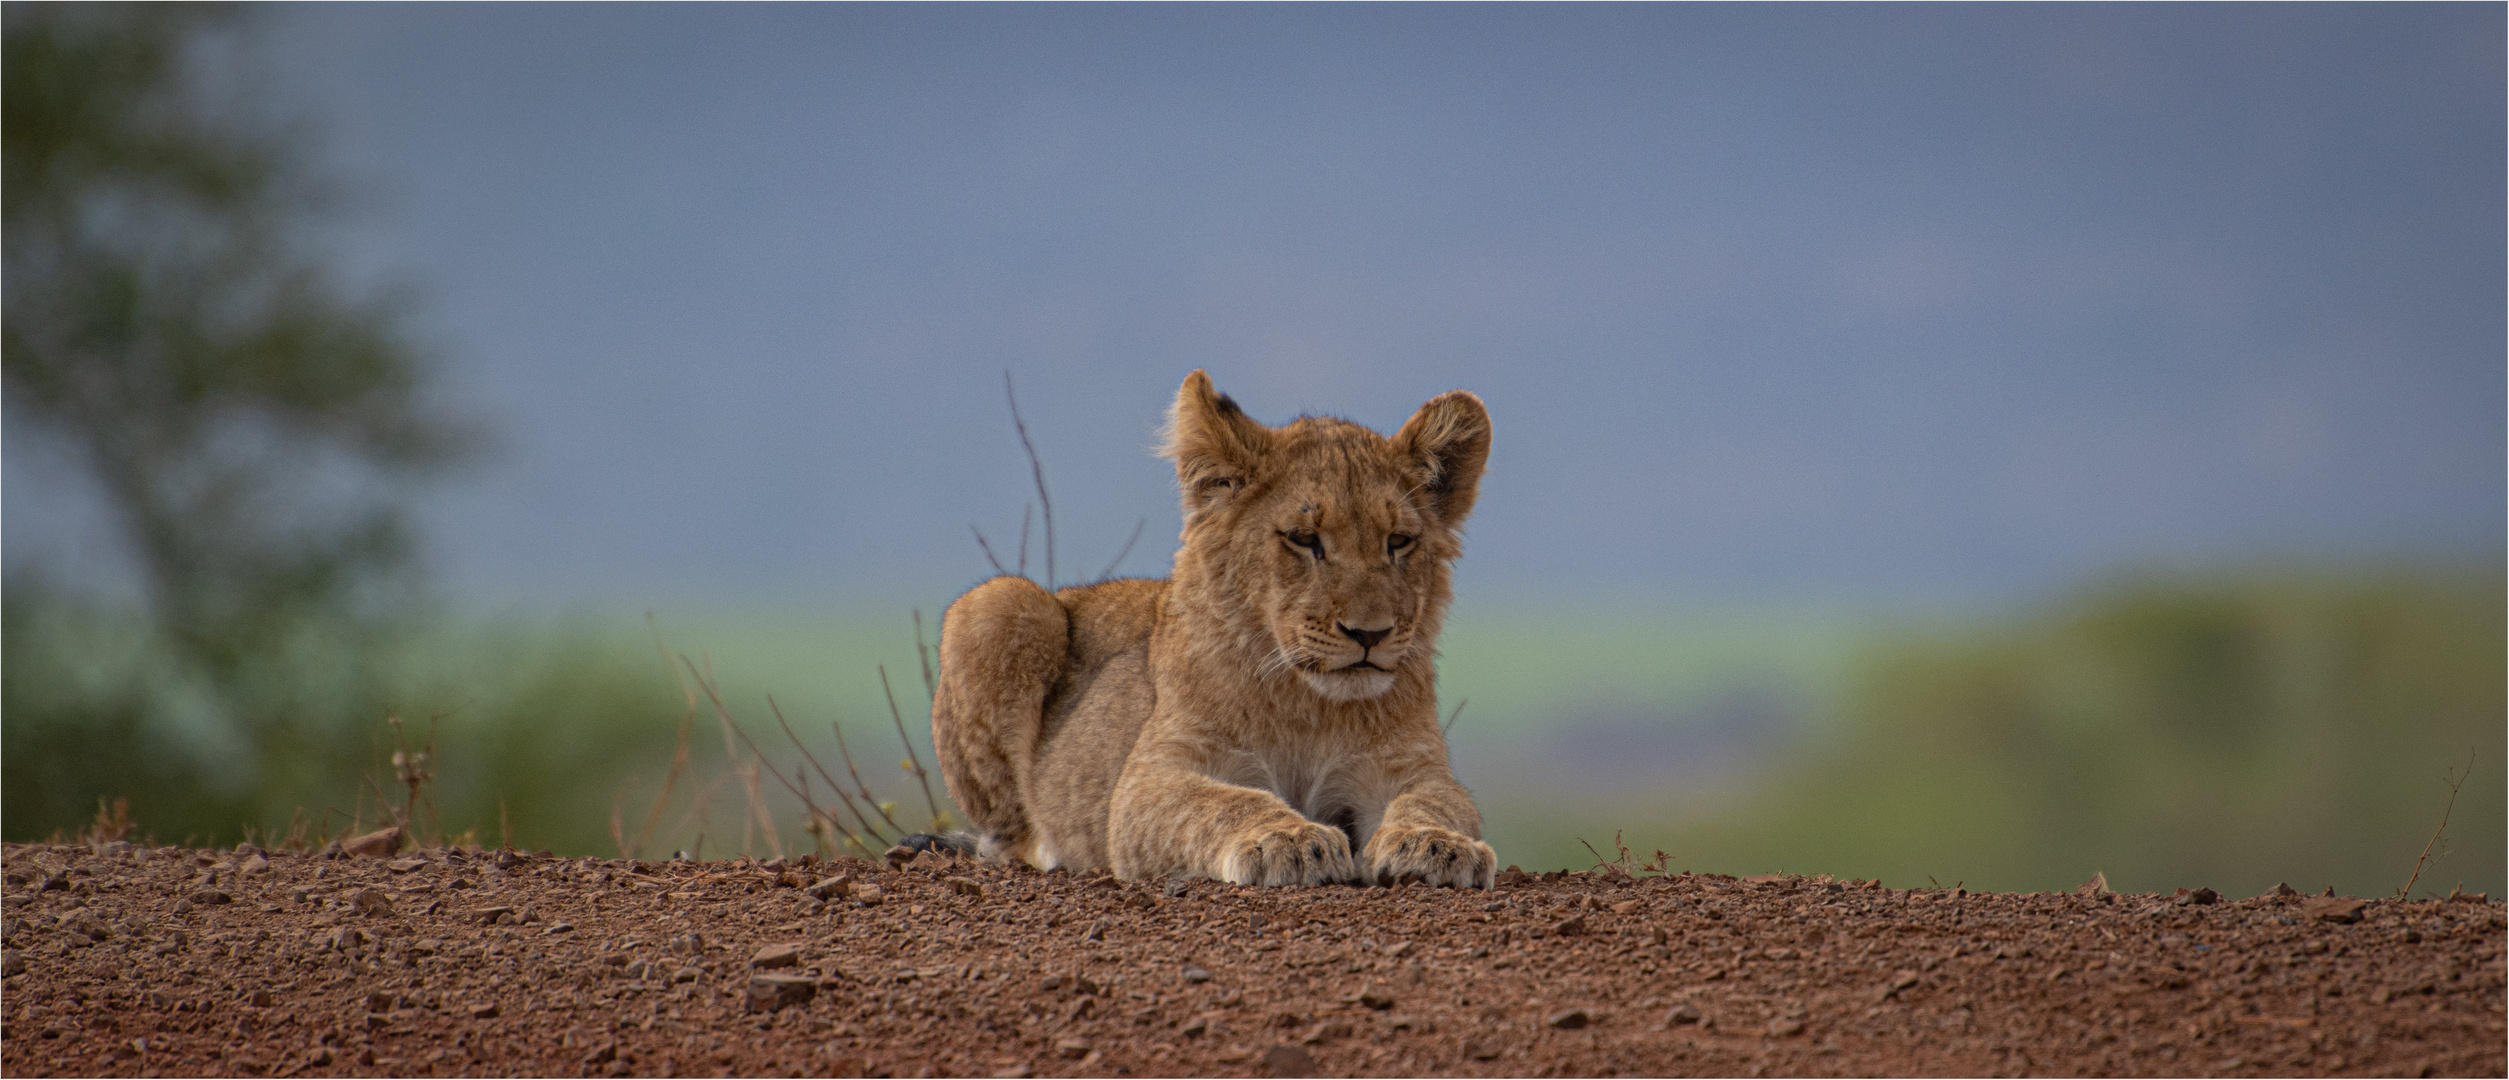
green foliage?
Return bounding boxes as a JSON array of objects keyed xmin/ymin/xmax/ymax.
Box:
[
  {"xmin": 1, "ymin": 585, "xmax": 691, "ymax": 852},
  {"xmin": 1608, "ymin": 568, "xmax": 2505, "ymax": 897},
  {"xmin": 1, "ymin": 5, "xmax": 490, "ymax": 845},
  {"xmin": 3, "ymin": 2, "xmax": 470, "ymax": 736}
]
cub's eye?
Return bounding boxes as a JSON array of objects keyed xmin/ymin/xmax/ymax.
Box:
[
  {"xmin": 1387, "ymin": 534, "xmax": 1414, "ymax": 554},
  {"xmin": 1281, "ymin": 530, "xmax": 1324, "ymax": 557}
]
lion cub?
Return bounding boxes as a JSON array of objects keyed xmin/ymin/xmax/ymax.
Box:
[{"xmin": 930, "ymin": 370, "xmax": 1498, "ymax": 888}]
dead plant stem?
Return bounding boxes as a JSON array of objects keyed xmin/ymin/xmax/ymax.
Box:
[
  {"xmin": 827, "ymin": 709, "xmax": 912, "ymax": 838},
  {"xmin": 1004, "ymin": 371, "xmax": 1056, "ymax": 589},
  {"xmin": 880, "ymin": 664, "xmax": 947, "ymax": 831},
  {"xmin": 913, "ymin": 610, "xmax": 938, "ymax": 706},
  {"xmin": 768, "ymin": 696, "xmax": 893, "ymax": 848},
  {"xmin": 970, "ymin": 526, "xmax": 1011, "ymax": 578},
  {"xmin": 683, "ymin": 655, "xmax": 788, "ymax": 859},
  {"xmin": 634, "ymin": 614, "xmax": 702, "ymax": 860},
  {"xmin": 2399, "ymin": 749, "xmax": 2475, "ymax": 899},
  {"xmin": 1098, "ymin": 518, "xmax": 1146, "ymax": 581}
]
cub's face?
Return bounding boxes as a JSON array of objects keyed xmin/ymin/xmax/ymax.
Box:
[{"xmin": 1162, "ymin": 371, "xmax": 1492, "ymax": 702}]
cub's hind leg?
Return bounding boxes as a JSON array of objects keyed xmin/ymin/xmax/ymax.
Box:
[{"xmin": 931, "ymin": 575, "xmax": 1069, "ymax": 866}]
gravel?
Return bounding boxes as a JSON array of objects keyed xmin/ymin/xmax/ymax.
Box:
[{"xmin": 0, "ymin": 843, "xmax": 2501, "ymax": 1077}]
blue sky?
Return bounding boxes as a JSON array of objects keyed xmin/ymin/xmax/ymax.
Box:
[{"xmin": 8, "ymin": 4, "xmax": 2501, "ymax": 611}]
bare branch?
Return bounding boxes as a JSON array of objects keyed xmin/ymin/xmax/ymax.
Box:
[
  {"xmin": 970, "ymin": 526, "xmax": 1011, "ymax": 578},
  {"xmin": 1004, "ymin": 371, "xmax": 1056, "ymax": 589},
  {"xmin": 880, "ymin": 664, "xmax": 948, "ymax": 833},
  {"xmin": 2399, "ymin": 748, "xmax": 2476, "ymax": 899},
  {"xmin": 827, "ymin": 713, "xmax": 908, "ymax": 840},
  {"xmin": 912, "ymin": 609, "xmax": 938, "ymax": 708},
  {"xmin": 1098, "ymin": 517, "xmax": 1147, "ymax": 581},
  {"xmin": 632, "ymin": 613, "xmax": 698, "ymax": 861},
  {"xmin": 681, "ymin": 656, "xmax": 801, "ymax": 859},
  {"xmin": 768, "ymin": 696, "xmax": 889, "ymax": 846}
]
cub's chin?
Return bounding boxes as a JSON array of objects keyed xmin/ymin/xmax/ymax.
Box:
[{"xmin": 1299, "ymin": 666, "xmax": 1397, "ymax": 702}]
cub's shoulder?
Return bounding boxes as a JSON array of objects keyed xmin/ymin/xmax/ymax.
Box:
[{"xmin": 1055, "ymin": 576, "xmax": 1167, "ymax": 667}]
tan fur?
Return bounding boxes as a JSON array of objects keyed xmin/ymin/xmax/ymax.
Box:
[{"xmin": 931, "ymin": 370, "xmax": 1497, "ymax": 887}]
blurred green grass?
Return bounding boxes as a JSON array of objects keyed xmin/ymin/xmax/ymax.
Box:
[
  {"xmin": 7, "ymin": 565, "xmax": 2498, "ymax": 901},
  {"xmin": 1485, "ymin": 565, "xmax": 2505, "ymax": 900}
]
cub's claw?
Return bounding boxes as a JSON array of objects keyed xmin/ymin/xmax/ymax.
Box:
[
  {"xmin": 1365, "ymin": 825, "xmax": 1497, "ymax": 890},
  {"xmin": 1221, "ymin": 818, "xmax": 1357, "ymax": 886}
]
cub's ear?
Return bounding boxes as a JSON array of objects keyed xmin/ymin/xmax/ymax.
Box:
[
  {"xmin": 1160, "ymin": 369, "xmax": 1271, "ymax": 518},
  {"xmin": 1391, "ymin": 389, "xmax": 1492, "ymax": 526}
]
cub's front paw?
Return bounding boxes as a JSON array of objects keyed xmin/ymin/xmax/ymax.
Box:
[
  {"xmin": 1219, "ymin": 818, "xmax": 1357, "ymax": 886},
  {"xmin": 1364, "ymin": 825, "xmax": 1497, "ymax": 889}
]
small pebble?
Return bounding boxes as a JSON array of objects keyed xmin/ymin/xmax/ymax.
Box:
[
  {"xmin": 745, "ymin": 973, "xmax": 816, "ymax": 1012},
  {"xmin": 1261, "ymin": 1043, "xmax": 1315, "ymax": 1077}
]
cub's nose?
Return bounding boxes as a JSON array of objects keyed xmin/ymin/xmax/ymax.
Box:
[{"xmin": 1336, "ymin": 622, "xmax": 1393, "ymax": 650}]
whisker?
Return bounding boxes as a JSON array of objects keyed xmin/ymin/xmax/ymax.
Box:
[{"xmin": 1261, "ymin": 646, "xmax": 1300, "ymax": 681}]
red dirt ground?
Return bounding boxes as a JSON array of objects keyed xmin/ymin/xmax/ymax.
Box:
[{"xmin": 3, "ymin": 841, "xmax": 2501, "ymax": 1078}]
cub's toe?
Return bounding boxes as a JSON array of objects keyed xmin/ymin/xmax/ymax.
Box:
[
  {"xmin": 1369, "ymin": 827, "xmax": 1497, "ymax": 890},
  {"xmin": 1225, "ymin": 820, "xmax": 1357, "ymax": 886}
]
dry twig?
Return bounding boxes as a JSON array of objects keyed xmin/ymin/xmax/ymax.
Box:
[
  {"xmin": 768, "ymin": 696, "xmax": 892, "ymax": 853},
  {"xmin": 1004, "ymin": 371, "xmax": 1056, "ymax": 589},
  {"xmin": 881, "ymin": 664, "xmax": 948, "ymax": 832},
  {"xmin": 684, "ymin": 654, "xmax": 784, "ymax": 859},
  {"xmin": 1098, "ymin": 518, "xmax": 1146, "ymax": 581},
  {"xmin": 2399, "ymin": 749, "xmax": 2476, "ymax": 899},
  {"xmin": 828, "ymin": 713, "xmax": 911, "ymax": 838},
  {"xmin": 970, "ymin": 526, "xmax": 1012, "ymax": 578},
  {"xmin": 1017, "ymin": 504, "xmax": 1032, "ymax": 580},
  {"xmin": 629, "ymin": 614, "xmax": 701, "ymax": 860},
  {"xmin": 913, "ymin": 610, "xmax": 939, "ymax": 704}
]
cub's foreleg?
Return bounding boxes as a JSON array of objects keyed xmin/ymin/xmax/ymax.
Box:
[
  {"xmin": 931, "ymin": 576, "xmax": 1069, "ymax": 865},
  {"xmin": 1360, "ymin": 769, "xmax": 1497, "ymax": 890},
  {"xmin": 1108, "ymin": 748, "xmax": 1358, "ymax": 886}
]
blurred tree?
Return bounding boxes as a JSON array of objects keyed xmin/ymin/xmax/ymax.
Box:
[{"xmin": 3, "ymin": 5, "xmax": 474, "ymax": 835}]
